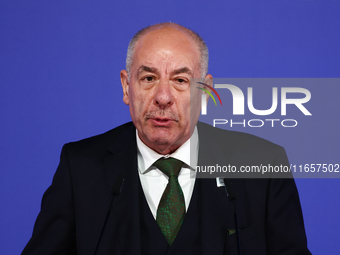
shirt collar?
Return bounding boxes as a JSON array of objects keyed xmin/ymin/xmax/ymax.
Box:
[{"xmin": 136, "ymin": 126, "xmax": 199, "ymax": 174}]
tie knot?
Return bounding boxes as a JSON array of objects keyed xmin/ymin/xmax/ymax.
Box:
[{"xmin": 153, "ymin": 157, "xmax": 184, "ymax": 177}]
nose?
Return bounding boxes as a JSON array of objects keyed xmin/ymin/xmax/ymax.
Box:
[{"xmin": 153, "ymin": 78, "xmax": 174, "ymax": 108}]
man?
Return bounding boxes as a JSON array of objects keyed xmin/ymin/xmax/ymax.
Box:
[{"xmin": 22, "ymin": 23, "xmax": 311, "ymax": 254}]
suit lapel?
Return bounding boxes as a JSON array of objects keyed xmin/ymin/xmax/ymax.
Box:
[
  {"xmin": 102, "ymin": 124, "xmax": 142, "ymax": 255},
  {"xmin": 197, "ymin": 122, "xmax": 232, "ymax": 255}
]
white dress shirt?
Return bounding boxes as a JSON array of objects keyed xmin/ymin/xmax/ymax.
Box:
[{"xmin": 136, "ymin": 127, "xmax": 199, "ymax": 219}]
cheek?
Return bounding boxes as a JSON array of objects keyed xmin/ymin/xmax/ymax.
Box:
[
  {"xmin": 130, "ymin": 91, "xmax": 150, "ymax": 118},
  {"xmin": 188, "ymin": 94, "xmax": 202, "ymax": 120},
  {"xmin": 177, "ymin": 95, "xmax": 193, "ymax": 123}
]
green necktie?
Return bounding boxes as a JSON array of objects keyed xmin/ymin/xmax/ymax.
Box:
[{"xmin": 153, "ymin": 157, "xmax": 185, "ymax": 246}]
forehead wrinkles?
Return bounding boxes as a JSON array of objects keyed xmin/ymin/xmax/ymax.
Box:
[
  {"xmin": 134, "ymin": 48, "xmax": 200, "ymax": 78},
  {"xmin": 131, "ymin": 28, "xmax": 201, "ymax": 74}
]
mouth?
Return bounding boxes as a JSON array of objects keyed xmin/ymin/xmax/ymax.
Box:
[
  {"xmin": 145, "ymin": 109, "xmax": 180, "ymax": 127},
  {"xmin": 149, "ymin": 117, "xmax": 176, "ymax": 127}
]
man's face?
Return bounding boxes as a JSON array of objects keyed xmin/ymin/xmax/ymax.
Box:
[{"xmin": 121, "ymin": 26, "xmax": 210, "ymax": 155}]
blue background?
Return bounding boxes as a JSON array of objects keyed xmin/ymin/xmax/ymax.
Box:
[{"xmin": 1, "ymin": 1, "xmax": 339, "ymax": 254}]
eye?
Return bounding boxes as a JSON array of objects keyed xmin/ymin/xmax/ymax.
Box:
[
  {"xmin": 175, "ymin": 77, "xmax": 189, "ymax": 84},
  {"xmin": 173, "ymin": 77, "xmax": 190, "ymax": 91},
  {"xmin": 142, "ymin": 76, "xmax": 155, "ymax": 82}
]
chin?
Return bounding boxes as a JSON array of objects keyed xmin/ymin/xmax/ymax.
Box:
[{"xmin": 150, "ymin": 135, "xmax": 173, "ymax": 146}]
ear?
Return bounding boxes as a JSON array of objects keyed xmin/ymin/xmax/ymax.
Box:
[
  {"xmin": 204, "ymin": 74, "xmax": 213, "ymax": 103},
  {"xmin": 120, "ymin": 70, "xmax": 130, "ymax": 105}
]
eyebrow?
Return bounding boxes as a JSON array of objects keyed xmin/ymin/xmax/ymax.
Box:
[
  {"xmin": 136, "ymin": 65, "xmax": 193, "ymax": 77},
  {"xmin": 137, "ymin": 65, "xmax": 158, "ymax": 76},
  {"xmin": 171, "ymin": 67, "xmax": 193, "ymax": 76}
]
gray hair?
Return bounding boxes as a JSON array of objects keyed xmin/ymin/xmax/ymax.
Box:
[{"xmin": 125, "ymin": 22, "xmax": 209, "ymax": 79}]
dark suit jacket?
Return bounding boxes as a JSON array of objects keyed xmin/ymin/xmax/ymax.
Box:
[{"xmin": 22, "ymin": 122, "xmax": 311, "ymax": 255}]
